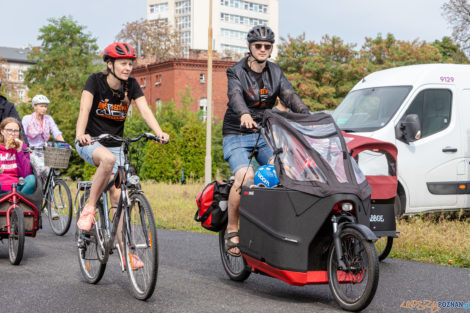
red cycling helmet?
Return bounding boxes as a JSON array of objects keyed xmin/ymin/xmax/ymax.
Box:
[{"xmin": 103, "ymin": 42, "xmax": 136, "ymax": 62}]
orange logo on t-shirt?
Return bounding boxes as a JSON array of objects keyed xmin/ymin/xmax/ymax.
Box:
[{"xmin": 96, "ymin": 99, "xmax": 128, "ymax": 121}]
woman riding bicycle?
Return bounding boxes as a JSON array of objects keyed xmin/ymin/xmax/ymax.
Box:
[
  {"xmin": 222, "ymin": 25, "xmax": 309, "ymax": 256},
  {"xmin": 22, "ymin": 94, "xmax": 65, "ymax": 176},
  {"xmin": 75, "ymin": 42, "xmax": 169, "ymax": 268}
]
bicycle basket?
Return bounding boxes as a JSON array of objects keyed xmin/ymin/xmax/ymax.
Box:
[{"xmin": 44, "ymin": 146, "xmax": 71, "ymax": 169}]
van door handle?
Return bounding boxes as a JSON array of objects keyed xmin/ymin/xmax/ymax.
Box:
[{"xmin": 442, "ymin": 147, "xmax": 457, "ymax": 153}]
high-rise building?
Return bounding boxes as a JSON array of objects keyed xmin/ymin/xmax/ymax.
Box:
[{"xmin": 147, "ymin": 0, "xmax": 279, "ymax": 58}]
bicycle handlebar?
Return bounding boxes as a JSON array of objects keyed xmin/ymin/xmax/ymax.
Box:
[{"xmin": 78, "ymin": 133, "xmax": 169, "ymax": 147}]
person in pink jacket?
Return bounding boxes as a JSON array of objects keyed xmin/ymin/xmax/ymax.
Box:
[{"xmin": 0, "ymin": 117, "xmax": 34, "ymax": 194}]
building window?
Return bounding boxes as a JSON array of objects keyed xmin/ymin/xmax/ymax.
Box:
[
  {"xmin": 221, "ymin": 44, "xmax": 248, "ymax": 55},
  {"xmin": 199, "ymin": 98, "xmax": 207, "ymax": 121},
  {"xmin": 18, "ymin": 70, "xmax": 24, "ymax": 81},
  {"xmin": 18, "ymin": 90, "xmax": 24, "ymax": 102},
  {"xmin": 155, "ymin": 75, "xmax": 162, "ymax": 86},
  {"xmin": 175, "ymin": 0, "xmax": 191, "ymax": 15},
  {"xmin": 220, "ymin": 0, "xmax": 268, "ymax": 14},
  {"xmin": 200, "ymin": 73, "xmax": 205, "ymax": 84},
  {"xmin": 150, "ymin": 2, "xmax": 168, "ymax": 14},
  {"xmin": 220, "ymin": 13, "xmax": 267, "ymax": 26},
  {"xmin": 182, "ymin": 31, "xmax": 191, "ymax": 45},
  {"xmin": 5, "ymin": 68, "xmax": 10, "ymax": 80},
  {"xmin": 156, "ymin": 99, "xmax": 162, "ymax": 110},
  {"xmin": 140, "ymin": 78, "xmax": 146, "ymax": 88},
  {"xmin": 221, "ymin": 28, "xmax": 247, "ymax": 40},
  {"xmin": 176, "ymin": 15, "xmax": 191, "ymax": 29}
]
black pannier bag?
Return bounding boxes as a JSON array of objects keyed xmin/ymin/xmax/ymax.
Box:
[{"xmin": 195, "ymin": 180, "xmax": 232, "ymax": 232}]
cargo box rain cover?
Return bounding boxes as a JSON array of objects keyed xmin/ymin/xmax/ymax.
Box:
[{"xmin": 262, "ymin": 110, "xmax": 372, "ymax": 200}]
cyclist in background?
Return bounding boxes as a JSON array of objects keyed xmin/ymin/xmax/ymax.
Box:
[
  {"xmin": 22, "ymin": 94, "xmax": 65, "ymax": 176},
  {"xmin": 222, "ymin": 25, "xmax": 309, "ymax": 256},
  {"xmin": 75, "ymin": 42, "xmax": 169, "ymax": 268}
]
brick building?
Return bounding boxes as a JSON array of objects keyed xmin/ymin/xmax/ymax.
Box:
[{"xmin": 132, "ymin": 56, "xmax": 236, "ymax": 121}]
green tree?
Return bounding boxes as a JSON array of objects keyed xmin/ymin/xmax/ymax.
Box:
[
  {"xmin": 278, "ymin": 34, "xmax": 366, "ymax": 111},
  {"xmin": 24, "ymin": 16, "xmax": 101, "ymax": 179},
  {"xmin": 360, "ymin": 33, "xmax": 443, "ymax": 71},
  {"xmin": 432, "ymin": 36, "xmax": 469, "ymax": 63}
]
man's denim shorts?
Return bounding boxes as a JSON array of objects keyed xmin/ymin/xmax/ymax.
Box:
[
  {"xmin": 223, "ymin": 133, "xmax": 273, "ymax": 174},
  {"xmin": 75, "ymin": 141, "xmax": 125, "ymax": 174}
]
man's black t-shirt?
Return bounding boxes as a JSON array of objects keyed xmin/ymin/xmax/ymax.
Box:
[{"xmin": 83, "ymin": 72, "xmax": 144, "ymax": 147}]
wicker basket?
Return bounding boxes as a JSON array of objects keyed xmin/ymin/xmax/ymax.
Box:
[{"xmin": 44, "ymin": 146, "xmax": 71, "ymax": 169}]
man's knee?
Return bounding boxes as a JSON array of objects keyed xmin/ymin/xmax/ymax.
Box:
[{"xmin": 234, "ymin": 167, "xmax": 254, "ymax": 186}]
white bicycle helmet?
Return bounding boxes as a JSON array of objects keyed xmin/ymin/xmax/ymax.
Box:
[{"xmin": 32, "ymin": 94, "xmax": 50, "ymax": 106}]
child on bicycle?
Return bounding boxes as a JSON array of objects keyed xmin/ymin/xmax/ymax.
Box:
[
  {"xmin": 75, "ymin": 42, "xmax": 169, "ymax": 269},
  {"xmin": 0, "ymin": 117, "xmax": 35, "ymax": 194}
]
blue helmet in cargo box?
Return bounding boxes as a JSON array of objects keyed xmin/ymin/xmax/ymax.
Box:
[{"xmin": 254, "ymin": 165, "xmax": 279, "ymax": 187}]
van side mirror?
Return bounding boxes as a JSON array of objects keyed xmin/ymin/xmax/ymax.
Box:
[{"xmin": 396, "ymin": 114, "xmax": 421, "ymax": 143}]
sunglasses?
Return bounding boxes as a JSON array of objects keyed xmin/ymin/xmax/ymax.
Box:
[{"xmin": 253, "ymin": 43, "xmax": 272, "ymax": 50}]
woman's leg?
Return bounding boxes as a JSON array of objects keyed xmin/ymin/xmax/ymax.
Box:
[
  {"xmin": 18, "ymin": 175, "xmax": 36, "ymax": 194},
  {"xmin": 77, "ymin": 146, "xmax": 116, "ymax": 231}
]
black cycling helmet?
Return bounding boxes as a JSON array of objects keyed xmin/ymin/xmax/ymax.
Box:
[{"xmin": 247, "ymin": 25, "xmax": 275, "ymax": 44}]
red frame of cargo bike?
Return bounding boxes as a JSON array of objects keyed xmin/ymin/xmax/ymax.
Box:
[
  {"xmin": 343, "ymin": 133, "xmax": 398, "ymax": 200},
  {"xmin": 243, "ymin": 254, "xmax": 363, "ymax": 286},
  {"xmin": 0, "ymin": 190, "xmax": 39, "ymax": 237}
]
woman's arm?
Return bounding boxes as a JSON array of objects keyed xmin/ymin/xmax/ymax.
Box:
[
  {"xmin": 76, "ymin": 90, "xmax": 93, "ymax": 145},
  {"xmin": 48, "ymin": 116, "xmax": 65, "ymax": 142},
  {"xmin": 134, "ymin": 96, "xmax": 169, "ymax": 141}
]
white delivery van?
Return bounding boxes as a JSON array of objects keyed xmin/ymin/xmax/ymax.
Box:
[{"xmin": 332, "ymin": 64, "xmax": 470, "ymax": 215}]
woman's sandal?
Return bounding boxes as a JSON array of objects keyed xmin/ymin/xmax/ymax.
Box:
[{"xmin": 224, "ymin": 231, "xmax": 241, "ymax": 257}]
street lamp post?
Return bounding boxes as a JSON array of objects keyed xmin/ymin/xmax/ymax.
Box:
[{"xmin": 204, "ymin": 0, "xmax": 213, "ymax": 185}]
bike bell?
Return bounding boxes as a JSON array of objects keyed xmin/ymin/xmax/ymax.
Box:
[{"xmin": 254, "ymin": 165, "xmax": 279, "ymax": 188}]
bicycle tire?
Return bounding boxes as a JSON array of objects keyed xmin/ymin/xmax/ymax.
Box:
[
  {"xmin": 327, "ymin": 227, "xmax": 379, "ymax": 311},
  {"xmin": 218, "ymin": 227, "xmax": 251, "ymax": 282},
  {"xmin": 76, "ymin": 190, "xmax": 106, "ymax": 284},
  {"xmin": 123, "ymin": 193, "xmax": 158, "ymax": 300},
  {"xmin": 9, "ymin": 207, "xmax": 25, "ymax": 265},
  {"xmin": 375, "ymin": 236, "xmax": 393, "ymax": 261},
  {"xmin": 47, "ymin": 178, "xmax": 73, "ymax": 236}
]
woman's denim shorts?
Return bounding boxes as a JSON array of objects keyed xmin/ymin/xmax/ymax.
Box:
[
  {"xmin": 75, "ymin": 141, "xmax": 125, "ymax": 174},
  {"xmin": 223, "ymin": 133, "xmax": 273, "ymax": 174}
]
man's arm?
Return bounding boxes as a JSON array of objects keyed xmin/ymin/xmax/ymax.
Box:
[
  {"xmin": 278, "ymin": 71, "xmax": 309, "ymax": 114},
  {"xmin": 227, "ymin": 67, "xmax": 250, "ymax": 116}
]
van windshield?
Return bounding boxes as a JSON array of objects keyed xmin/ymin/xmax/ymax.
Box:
[{"xmin": 333, "ymin": 86, "xmax": 412, "ymax": 132}]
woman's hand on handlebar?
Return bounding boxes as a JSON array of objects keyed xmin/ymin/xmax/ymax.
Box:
[
  {"xmin": 240, "ymin": 113, "xmax": 258, "ymax": 130},
  {"xmin": 76, "ymin": 134, "xmax": 92, "ymax": 146},
  {"xmin": 154, "ymin": 131, "xmax": 170, "ymax": 144}
]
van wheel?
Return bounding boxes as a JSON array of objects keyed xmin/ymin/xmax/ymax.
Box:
[{"xmin": 394, "ymin": 191, "xmax": 405, "ymax": 218}]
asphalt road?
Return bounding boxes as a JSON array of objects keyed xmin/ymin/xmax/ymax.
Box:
[{"xmin": 0, "ymin": 221, "xmax": 469, "ymax": 313}]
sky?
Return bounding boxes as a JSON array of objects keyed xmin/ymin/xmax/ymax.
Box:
[{"xmin": 0, "ymin": 0, "xmax": 452, "ymax": 51}]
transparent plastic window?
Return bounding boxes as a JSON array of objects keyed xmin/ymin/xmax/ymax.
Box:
[
  {"xmin": 287, "ymin": 121, "xmax": 337, "ymax": 137},
  {"xmin": 272, "ymin": 125, "xmax": 327, "ymax": 182},
  {"xmin": 303, "ymin": 136, "xmax": 348, "ymax": 183}
]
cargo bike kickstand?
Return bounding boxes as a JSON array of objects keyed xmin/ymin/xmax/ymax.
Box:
[{"xmin": 217, "ymin": 110, "xmax": 380, "ymax": 312}]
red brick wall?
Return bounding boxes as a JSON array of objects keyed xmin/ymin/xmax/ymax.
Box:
[{"xmin": 132, "ymin": 58, "xmax": 236, "ymax": 121}]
